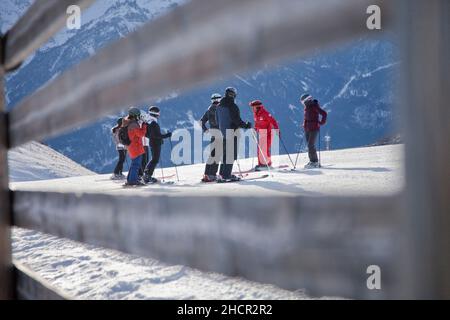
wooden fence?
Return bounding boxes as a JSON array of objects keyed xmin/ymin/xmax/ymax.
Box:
[{"xmin": 1, "ymin": 0, "xmax": 449, "ymax": 299}]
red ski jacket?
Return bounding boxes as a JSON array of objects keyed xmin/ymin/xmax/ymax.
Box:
[
  {"xmin": 303, "ymin": 99, "xmax": 327, "ymax": 132},
  {"xmin": 122, "ymin": 117, "xmax": 147, "ymax": 159},
  {"xmin": 252, "ymin": 106, "xmax": 279, "ymax": 132}
]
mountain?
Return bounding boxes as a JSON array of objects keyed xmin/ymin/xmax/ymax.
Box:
[
  {"xmin": 2, "ymin": 0, "xmax": 399, "ymax": 174},
  {"xmin": 8, "ymin": 141, "xmax": 95, "ymax": 182}
]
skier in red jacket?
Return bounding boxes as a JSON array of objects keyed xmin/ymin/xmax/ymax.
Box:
[
  {"xmin": 301, "ymin": 94, "xmax": 327, "ymax": 168},
  {"xmin": 249, "ymin": 100, "xmax": 280, "ymax": 171}
]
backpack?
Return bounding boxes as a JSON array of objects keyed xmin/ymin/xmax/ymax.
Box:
[{"xmin": 118, "ymin": 126, "xmax": 131, "ymax": 146}]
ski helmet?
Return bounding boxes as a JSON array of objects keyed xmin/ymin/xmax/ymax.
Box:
[
  {"xmin": 225, "ymin": 87, "xmax": 237, "ymax": 98},
  {"xmin": 249, "ymin": 100, "xmax": 262, "ymax": 107},
  {"xmin": 128, "ymin": 107, "xmax": 141, "ymax": 118},
  {"xmin": 148, "ymin": 106, "xmax": 161, "ymax": 117},
  {"xmin": 211, "ymin": 93, "xmax": 222, "ymax": 102},
  {"xmin": 300, "ymin": 94, "xmax": 313, "ymax": 103}
]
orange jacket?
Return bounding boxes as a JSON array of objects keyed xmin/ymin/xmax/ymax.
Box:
[{"xmin": 123, "ymin": 117, "xmax": 147, "ymax": 159}]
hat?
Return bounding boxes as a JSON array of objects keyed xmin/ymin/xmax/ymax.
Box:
[
  {"xmin": 300, "ymin": 94, "xmax": 313, "ymax": 103},
  {"xmin": 249, "ymin": 100, "xmax": 263, "ymax": 107},
  {"xmin": 148, "ymin": 106, "xmax": 160, "ymax": 116}
]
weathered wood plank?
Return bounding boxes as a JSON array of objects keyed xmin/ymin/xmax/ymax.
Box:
[
  {"xmin": 3, "ymin": 0, "xmax": 95, "ymax": 71},
  {"xmin": 0, "ymin": 50, "xmax": 14, "ymax": 299},
  {"xmin": 14, "ymin": 262, "xmax": 72, "ymax": 300},
  {"xmin": 8, "ymin": 0, "xmax": 392, "ymax": 148},
  {"xmin": 398, "ymin": 0, "xmax": 450, "ymax": 299},
  {"xmin": 13, "ymin": 191, "xmax": 402, "ymax": 299}
]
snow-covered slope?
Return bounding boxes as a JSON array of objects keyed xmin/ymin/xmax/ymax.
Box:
[
  {"xmin": 8, "ymin": 142, "xmax": 95, "ymax": 182},
  {"xmin": 10, "ymin": 144, "xmax": 404, "ymax": 196}
]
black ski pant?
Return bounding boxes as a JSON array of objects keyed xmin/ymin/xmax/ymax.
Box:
[
  {"xmin": 204, "ymin": 136, "xmax": 219, "ymax": 176},
  {"xmin": 219, "ymin": 136, "xmax": 238, "ymax": 179},
  {"xmin": 305, "ymin": 130, "xmax": 319, "ymax": 163},
  {"xmin": 139, "ymin": 146, "xmax": 149, "ymax": 176},
  {"xmin": 144, "ymin": 144, "xmax": 161, "ymax": 178},
  {"xmin": 114, "ymin": 149, "xmax": 127, "ymax": 175}
]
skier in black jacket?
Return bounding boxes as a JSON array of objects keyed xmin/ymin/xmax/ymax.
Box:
[
  {"xmin": 200, "ymin": 93, "xmax": 222, "ymax": 183},
  {"xmin": 215, "ymin": 87, "xmax": 252, "ymax": 182},
  {"xmin": 142, "ymin": 106, "xmax": 172, "ymax": 184}
]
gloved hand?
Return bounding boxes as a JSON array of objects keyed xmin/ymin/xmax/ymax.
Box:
[
  {"xmin": 245, "ymin": 122, "xmax": 252, "ymax": 129},
  {"xmin": 166, "ymin": 131, "xmax": 172, "ymax": 138}
]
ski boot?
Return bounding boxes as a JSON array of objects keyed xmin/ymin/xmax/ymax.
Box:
[
  {"xmin": 201, "ymin": 175, "xmax": 217, "ymax": 183},
  {"xmin": 111, "ymin": 173, "xmax": 125, "ymax": 180},
  {"xmin": 255, "ymin": 165, "xmax": 272, "ymax": 172},
  {"xmin": 124, "ymin": 180, "xmax": 146, "ymax": 187},
  {"xmin": 143, "ymin": 172, "xmax": 157, "ymax": 184},
  {"xmin": 230, "ymin": 175, "xmax": 241, "ymax": 181},
  {"xmin": 304, "ymin": 161, "xmax": 320, "ymax": 169},
  {"xmin": 145, "ymin": 176, "xmax": 158, "ymax": 184},
  {"xmin": 218, "ymin": 175, "xmax": 241, "ymax": 183}
]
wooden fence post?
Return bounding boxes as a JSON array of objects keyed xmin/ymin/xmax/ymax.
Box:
[
  {"xmin": 0, "ymin": 39, "xmax": 14, "ymax": 299},
  {"xmin": 399, "ymin": 0, "xmax": 450, "ymax": 298}
]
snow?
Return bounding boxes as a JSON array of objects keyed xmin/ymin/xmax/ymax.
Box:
[
  {"xmin": 10, "ymin": 144, "xmax": 404, "ymax": 197},
  {"xmin": 8, "ymin": 142, "xmax": 95, "ymax": 182},
  {"xmin": 10, "ymin": 143, "xmax": 403, "ymax": 299},
  {"xmin": 13, "ymin": 228, "xmax": 315, "ymax": 300}
]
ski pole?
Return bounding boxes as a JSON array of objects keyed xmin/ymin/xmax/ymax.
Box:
[
  {"xmin": 293, "ymin": 146, "xmax": 301, "ymax": 170},
  {"xmin": 125, "ymin": 155, "xmax": 130, "ymax": 172},
  {"xmin": 236, "ymin": 158, "xmax": 244, "ymax": 178},
  {"xmin": 169, "ymin": 139, "xmax": 180, "ymax": 182},
  {"xmin": 279, "ymin": 134, "xmax": 295, "ymax": 168},
  {"xmin": 318, "ymin": 128, "xmax": 322, "ymax": 168},
  {"xmin": 251, "ymin": 129, "xmax": 273, "ymax": 177},
  {"xmin": 159, "ymin": 150, "xmax": 165, "ymax": 183}
]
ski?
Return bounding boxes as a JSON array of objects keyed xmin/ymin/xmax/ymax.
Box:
[
  {"xmin": 232, "ymin": 164, "xmax": 289, "ymax": 175},
  {"xmin": 242, "ymin": 174, "xmax": 269, "ymax": 181},
  {"xmin": 122, "ymin": 183, "xmax": 146, "ymax": 188},
  {"xmin": 217, "ymin": 174, "xmax": 269, "ymax": 183},
  {"xmin": 146, "ymin": 180, "xmax": 175, "ymax": 185},
  {"xmin": 156, "ymin": 174, "xmax": 176, "ymax": 180}
]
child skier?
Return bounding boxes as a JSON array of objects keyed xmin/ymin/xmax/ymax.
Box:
[
  {"xmin": 122, "ymin": 107, "xmax": 147, "ymax": 186},
  {"xmin": 143, "ymin": 106, "xmax": 172, "ymax": 184},
  {"xmin": 249, "ymin": 100, "xmax": 280, "ymax": 171},
  {"xmin": 111, "ymin": 117, "xmax": 127, "ymax": 180},
  {"xmin": 200, "ymin": 93, "xmax": 222, "ymax": 183},
  {"xmin": 300, "ymin": 94, "xmax": 327, "ymax": 168}
]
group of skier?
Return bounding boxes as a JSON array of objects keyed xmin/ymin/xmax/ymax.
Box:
[
  {"xmin": 111, "ymin": 86, "xmax": 327, "ymax": 186},
  {"xmin": 111, "ymin": 106, "xmax": 172, "ymax": 186}
]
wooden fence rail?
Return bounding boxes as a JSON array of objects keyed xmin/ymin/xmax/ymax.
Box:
[
  {"xmin": 12, "ymin": 190, "xmax": 402, "ymax": 299},
  {"xmin": 14, "ymin": 262, "xmax": 71, "ymax": 300},
  {"xmin": 8, "ymin": 0, "xmax": 391, "ymax": 148}
]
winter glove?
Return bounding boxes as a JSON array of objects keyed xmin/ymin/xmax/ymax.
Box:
[
  {"xmin": 319, "ymin": 120, "xmax": 326, "ymax": 126},
  {"xmin": 166, "ymin": 132, "xmax": 173, "ymax": 138},
  {"xmin": 245, "ymin": 122, "xmax": 252, "ymax": 129}
]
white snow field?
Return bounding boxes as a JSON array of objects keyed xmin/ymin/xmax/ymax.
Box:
[
  {"xmin": 8, "ymin": 141, "xmax": 95, "ymax": 182},
  {"xmin": 10, "ymin": 144, "xmax": 403, "ymax": 300},
  {"xmin": 11, "ymin": 144, "xmax": 404, "ymax": 197}
]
